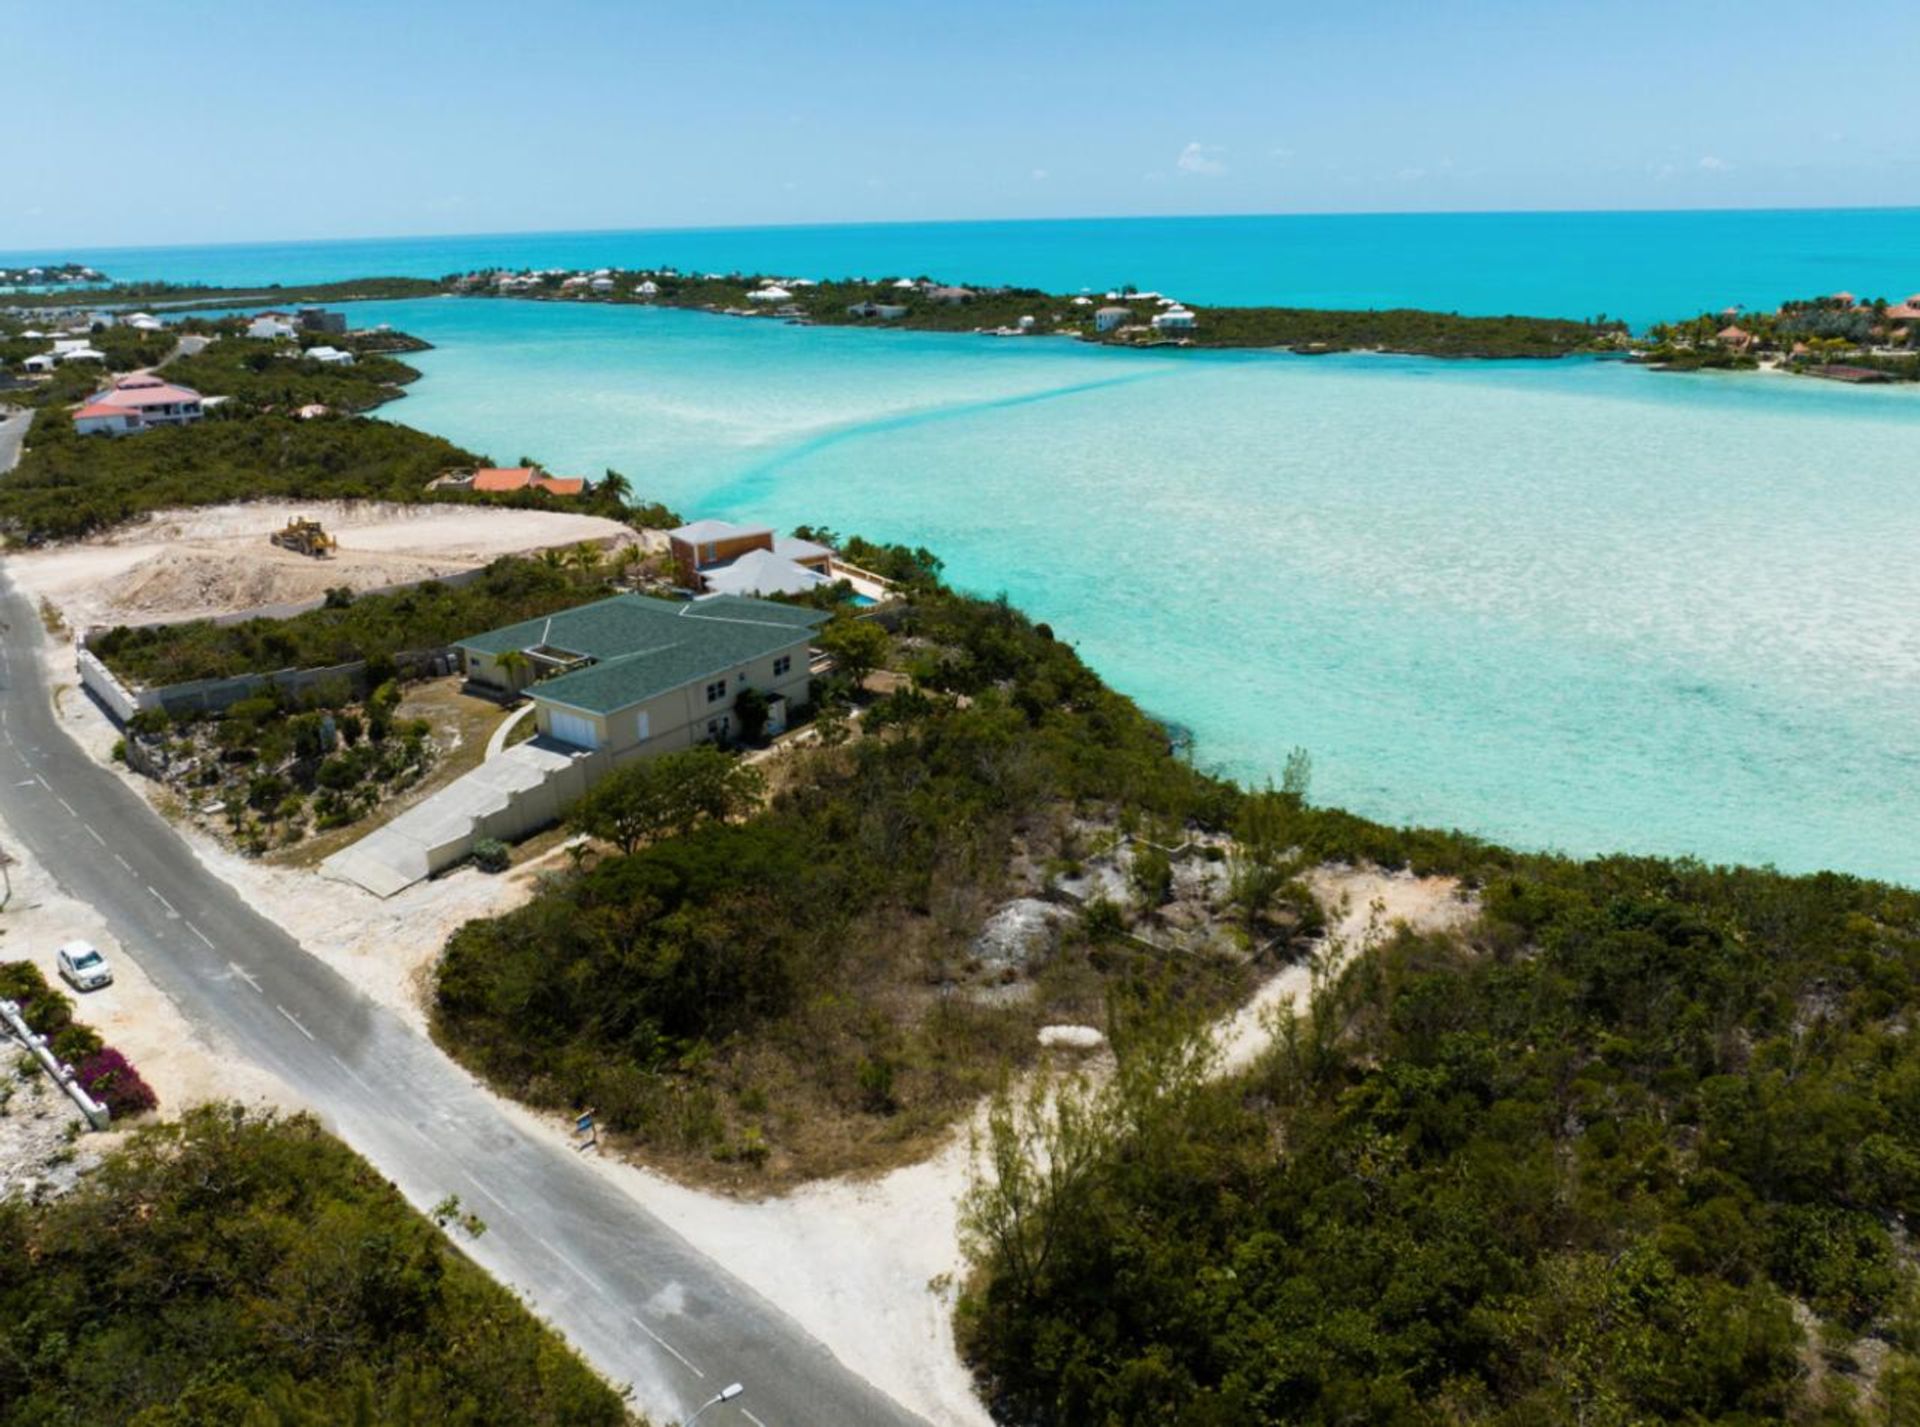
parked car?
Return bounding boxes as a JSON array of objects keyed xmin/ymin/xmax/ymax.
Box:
[{"xmin": 56, "ymin": 940, "xmax": 113, "ymax": 992}]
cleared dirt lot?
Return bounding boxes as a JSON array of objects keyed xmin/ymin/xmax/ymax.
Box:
[{"xmin": 8, "ymin": 500, "xmax": 636, "ymax": 631}]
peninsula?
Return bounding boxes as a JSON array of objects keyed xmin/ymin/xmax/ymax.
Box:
[{"xmin": 3, "ymin": 268, "xmax": 1624, "ymax": 360}]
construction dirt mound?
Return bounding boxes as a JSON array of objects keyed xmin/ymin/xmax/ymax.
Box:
[
  {"xmin": 108, "ymin": 546, "xmax": 459, "ymax": 623},
  {"xmin": 8, "ymin": 501, "xmax": 638, "ymax": 632}
]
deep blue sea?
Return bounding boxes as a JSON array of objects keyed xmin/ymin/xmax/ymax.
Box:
[
  {"xmin": 10, "ymin": 211, "xmax": 1919, "ymax": 879},
  {"xmin": 8, "ymin": 207, "xmax": 1920, "ymax": 327}
]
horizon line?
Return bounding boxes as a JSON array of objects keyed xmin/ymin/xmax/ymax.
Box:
[{"xmin": 6, "ymin": 202, "xmax": 1920, "ymax": 263}]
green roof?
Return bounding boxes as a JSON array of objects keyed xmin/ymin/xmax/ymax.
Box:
[{"xmin": 458, "ymin": 592, "xmax": 827, "ymax": 716}]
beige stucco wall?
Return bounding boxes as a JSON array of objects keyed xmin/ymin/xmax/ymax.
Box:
[{"xmin": 535, "ymin": 634, "xmax": 813, "ymax": 759}]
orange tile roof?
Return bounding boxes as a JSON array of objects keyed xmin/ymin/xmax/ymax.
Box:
[
  {"xmin": 471, "ymin": 467, "xmax": 538, "ymax": 492},
  {"xmin": 534, "ymin": 477, "xmax": 585, "ymax": 496}
]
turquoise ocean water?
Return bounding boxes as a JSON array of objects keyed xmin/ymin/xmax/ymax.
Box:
[
  {"xmin": 18, "ymin": 210, "xmax": 1920, "ymax": 879},
  {"xmin": 10, "ymin": 207, "xmax": 1920, "ymax": 327},
  {"xmin": 334, "ymin": 295, "xmax": 1920, "ymax": 884}
]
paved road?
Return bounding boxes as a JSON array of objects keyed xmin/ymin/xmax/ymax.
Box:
[
  {"xmin": 0, "ymin": 577, "xmax": 927, "ymax": 1427},
  {"xmin": 0, "ymin": 405, "xmax": 29, "ymax": 474},
  {"xmin": 155, "ymin": 333, "xmax": 210, "ymax": 368}
]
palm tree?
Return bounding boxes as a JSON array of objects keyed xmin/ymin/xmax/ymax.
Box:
[
  {"xmin": 598, "ymin": 468, "xmax": 632, "ymax": 505},
  {"xmin": 567, "ymin": 542, "xmax": 604, "ymax": 577}
]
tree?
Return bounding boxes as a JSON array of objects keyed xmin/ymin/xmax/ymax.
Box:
[
  {"xmin": 567, "ymin": 746, "xmax": 765, "ymax": 855},
  {"xmin": 566, "ymin": 541, "xmax": 603, "ymax": 576},
  {"xmin": 733, "ymin": 686, "xmax": 771, "ymax": 744},
  {"xmin": 817, "ymin": 616, "xmax": 889, "ymax": 692},
  {"xmin": 596, "ymin": 468, "xmax": 631, "ymax": 505}
]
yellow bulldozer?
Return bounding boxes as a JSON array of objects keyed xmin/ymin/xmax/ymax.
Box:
[{"xmin": 270, "ymin": 517, "xmax": 337, "ymax": 558}]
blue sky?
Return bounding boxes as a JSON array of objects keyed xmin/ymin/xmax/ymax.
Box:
[{"xmin": 7, "ymin": 0, "xmax": 1919, "ymax": 248}]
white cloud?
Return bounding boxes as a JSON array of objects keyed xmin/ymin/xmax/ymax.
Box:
[
  {"xmin": 1176, "ymin": 141, "xmax": 1226, "ymax": 177},
  {"xmin": 1698, "ymin": 154, "xmax": 1728, "ymax": 171}
]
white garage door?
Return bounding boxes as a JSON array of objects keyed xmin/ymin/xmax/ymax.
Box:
[{"xmin": 548, "ymin": 710, "xmax": 599, "ymax": 749}]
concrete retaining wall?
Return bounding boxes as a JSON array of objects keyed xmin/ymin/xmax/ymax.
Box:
[{"xmin": 78, "ymin": 640, "xmax": 459, "ymax": 724}]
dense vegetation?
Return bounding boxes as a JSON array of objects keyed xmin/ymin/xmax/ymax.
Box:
[
  {"xmin": 162, "ymin": 331, "xmax": 426, "ymax": 413},
  {"xmin": 0, "ymin": 274, "xmax": 441, "ymax": 312},
  {"xmin": 93, "ymin": 554, "xmax": 614, "ymax": 684},
  {"xmin": 433, "ymin": 573, "xmax": 1256, "ymax": 1184},
  {"xmin": 460, "ymin": 268, "xmax": 1625, "ymax": 358},
  {"xmin": 1643, "ymin": 295, "xmax": 1920, "ymax": 382},
  {"xmin": 0, "ymin": 1106, "xmax": 629, "ymax": 1425},
  {"xmin": 959, "ymin": 835, "xmax": 1920, "ymax": 1425},
  {"xmin": 0, "ymin": 405, "xmax": 481, "ymax": 543}
]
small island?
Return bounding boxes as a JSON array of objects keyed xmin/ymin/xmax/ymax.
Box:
[{"xmin": 0, "ymin": 260, "xmax": 105, "ymax": 288}]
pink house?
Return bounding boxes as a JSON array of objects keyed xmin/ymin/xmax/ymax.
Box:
[{"xmin": 72, "ymin": 375, "xmax": 205, "ymax": 436}]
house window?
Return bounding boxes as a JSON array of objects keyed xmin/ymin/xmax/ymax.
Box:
[
  {"xmin": 701, "ymin": 542, "xmax": 718, "ymax": 563},
  {"xmin": 705, "ymin": 680, "xmax": 728, "ymax": 703},
  {"xmin": 773, "ymin": 655, "xmax": 791, "ymax": 678},
  {"xmin": 706, "ymin": 716, "xmax": 730, "ymax": 740}
]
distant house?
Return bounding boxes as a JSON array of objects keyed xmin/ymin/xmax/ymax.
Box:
[
  {"xmin": 926, "ymin": 286, "xmax": 975, "ymax": 306},
  {"xmin": 1094, "ymin": 306, "xmax": 1132, "ymax": 333},
  {"xmin": 456, "ymin": 592, "xmax": 829, "ymax": 753},
  {"xmin": 55, "ymin": 345, "xmax": 107, "ymax": 364},
  {"xmin": 303, "ymin": 345, "xmax": 355, "ymax": 365},
  {"xmin": 469, "ymin": 466, "xmax": 586, "ymax": 496},
  {"xmin": 1883, "ymin": 296, "xmax": 1920, "ymax": 323},
  {"xmin": 1152, "ymin": 307, "xmax": 1197, "ymax": 332},
  {"xmin": 1717, "ymin": 324, "xmax": 1754, "ymax": 350},
  {"xmin": 668, "ymin": 518, "xmax": 835, "ymax": 592},
  {"xmin": 296, "ymin": 403, "xmax": 330, "ymax": 420},
  {"xmin": 21, "ymin": 353, "xmax": 54, "ymax": 374},
  {"xmin": 72, "ymin": 374, "xmax": 204, "ymax": 436},
  {"xmin": 847, "ymin": 300, "xmax": 910, "ymax": 320},
  {"xmin": 121, "ymin": 312, "xmax": 164, "ymax": 332},
  {"xmin": 248, "ymin": 316, "xmax": 297, "ymax": 340},
  {"xmin": 1832, "ymin": 291, "xmax": 1857, "ymax": 307},
  {"xmin": 747, "ymin": 285, "xmax": 793, "ymax": 303},
  {"xmin": 590, "ymin": 276, "xmax": 616, "ymax": 292},
  {"xmin": 297, "ymin": 307, "xmax": 348, "ymax": 334},
  {"xmin": 635, "ymin": 280, "xmax": 660, "ymax": 296}
]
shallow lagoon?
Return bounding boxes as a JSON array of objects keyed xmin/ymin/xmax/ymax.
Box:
[{"xmin": 351, "ymin": 296, "xmax": 1920, "ymax": 883}]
